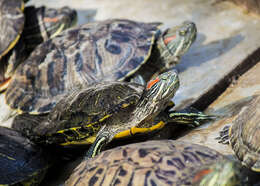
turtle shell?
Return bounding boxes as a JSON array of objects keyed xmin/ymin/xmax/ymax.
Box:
[
  {"xmin": 5, "ymin": 19, "xmax": 161, "ymax": 114},
  {"xmin": 12, "ymin": 81, "xmax": 144, "ymax": 145},
  {"xmin": 0, "ymin": 0, "xmax": 24, "ymax": 59},
  {"xmin": 65, "ymin": 140, "xmax": 244, "ymax": 186},
  {"xmin": 229, "ymin": 95, "xmax": 260, "ymax": 171},
  {"xmin": 0, "ymin": 126, "xmax": 50, "ymax": 185}
]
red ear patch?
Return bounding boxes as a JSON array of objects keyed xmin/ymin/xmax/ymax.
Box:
[
  {"xmin": 164, "ymin": 35, "xmax": 176, "ymax": 45},
  {"xmin": 192, "ymin": 169, "xmax": 213, "ymax": 183},
  {"xmin": 147, "ymin": 77, "xmax": 159, "ymax": 89},
  {"xmin": 44, "ymin": 17, "xmax": 59, "ymax": 23}
]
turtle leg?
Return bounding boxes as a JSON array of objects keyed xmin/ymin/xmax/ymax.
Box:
[
  {"xmin": 216, "ymin": 124, "xmax": 231, "ymax": 145},
  {"xmin": 168, "ymin": 107, "xmax": 216, "ymax": 127},
  {"xmin": 85, "ymin": 126, "xmax": 111, "ymax": 159}
]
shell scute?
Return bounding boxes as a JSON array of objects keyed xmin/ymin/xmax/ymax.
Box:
[
  {"xmin": 6, "ymin": 19, "xmax": 160, "ymax": 114},
  {"xmin": 66, "ymin": 140, "xmax": 225, "ymax": 186}
]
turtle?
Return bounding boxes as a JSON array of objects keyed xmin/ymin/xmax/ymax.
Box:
[
  {"xmin": 12, "ymin": 71, "xmax": 214, "ymax": 158},
  {"xmin": 5, "ymin": 18, "xmax": 196, "ymax": 114},
  {"xmin": 65, "ymin": 140, "xmax": 253, "ymax": 186},
  {"xmin": 218, "ymin": 95, "xmax": 260, "ymax": 172},
  {"xmin": 0, "ymin": 126, "xmax": 51, "ymax": 186},
  {"xmin": 0, "ymin": 5, "xmax": 77, "ymax": 91},
  {"xmin": 0, "ymin": 0, "xmax": 24, "ymax": 60}
]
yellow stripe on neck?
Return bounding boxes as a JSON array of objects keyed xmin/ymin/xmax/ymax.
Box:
[{"xmin": 114, "ymin": 121, "xmax": 165, "ymax": 139}]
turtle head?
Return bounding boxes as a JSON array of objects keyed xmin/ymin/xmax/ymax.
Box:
[
  {"xmin": 157, "ymin": 21, "xmax": 197, "ymax": 70},
  {"xmin": 193, "ymin": 160, "xmax": 252, "ymax": 186},
  {"xmin": 136, "ymin": 70, "xmax": 179, "ymax": 121},
  {"xmin": 44, "ymin": 6, "xmax": 78, "ymax": 39}
]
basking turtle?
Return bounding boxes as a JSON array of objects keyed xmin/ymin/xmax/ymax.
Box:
[
  {"xmin": 0, "ymin": 126, "xmax": 51, "ymax": 185},
  {"xmin": 5, "ymin": 19, "xmax": 196, "ymax": 114},
  {"xmin": 0, "ymin": 5, "xmax": 77, "ymax": 91},
  {"xmin": 0, "ymin": 0, "xmax": 24, "ymax": 59},
  {"xmin": 218, "ymin": 95, "xmax": 260, "ymax": 172},
  {"xmin": 12, "ymin": 71, "xmax": 213, "ymax": 158},
  {"xmin": 66, "ymin": 140, "xmax": 252, "ymax": 186}
]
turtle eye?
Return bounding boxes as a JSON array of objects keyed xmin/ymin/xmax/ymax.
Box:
[{"xmin": 179, "ymin": 29, "xmax": 187, "ymax": 36}]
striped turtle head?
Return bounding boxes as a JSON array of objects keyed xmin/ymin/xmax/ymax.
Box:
[
  {"xmin": 146, "ymin": 70, "xmax": 179, "ymax": 102},
  {"xmin": 158, "ymin": 21, "xmax": 197, "ymax": 69},
  {"xmin": 135, "ymin": 70, "xmax": 179, "ymax": 121},
  {"xmin": 43, "ymin": 6, "xmax": 78, "ymax": 38}
]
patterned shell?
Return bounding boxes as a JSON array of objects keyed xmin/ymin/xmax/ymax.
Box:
[
  {"xmin": 66, "ymin": 140, "xmax": 225, "ymax": 186},
  {"xmin": 229, "ymin": 95, "xmax": 260, "ymax": 171},
  {"xmin": 0, "ymin": 126, "xmax": 49, "ymax": 185},
  {"xmin": 0, "ymin": 0, "xmax": 24, "ymax": 58},
  {"xmin": 5, "ymin": 19, "xmax": 161, "ymax": 114},
  {"xmin": 21, "ymin": 82, "xmax": 144, "ymax": 143}
]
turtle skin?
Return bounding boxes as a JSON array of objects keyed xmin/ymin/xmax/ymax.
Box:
[
  {"xmin": 65, "ymin": 140, "xmax": 250, "ymax": 186},
  {"xmin": 0, "ymin": 0, "xmax": 24, "ymax": 59},
  {"xmin": 0, "ymin": 126, "xmax": 50, "ymax": 185},
  {"xmin": 5, "ymin": 19, "xmax": 196, "ymax": 114}
]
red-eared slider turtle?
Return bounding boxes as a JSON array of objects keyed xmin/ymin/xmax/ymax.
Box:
[
  {"xmin": 0, "ymin": 0, "xmax": 24, "ymax": 59},
  {"xmin": 66, "ymin": 140, "xmax": 252, "ymax": 186},
  {"xmin": 0, "ymin": 126, "xmax": 50, "ymax": 185},
  {"xmin": 218, "ymin": 95, "xmax": 260, "ymax": 172},
  {"xmin": 12, "ymin": 71, "xmax": 213, "ymax": 158},
  {"xmin": 0, "ymin": 5, "xmax": 77, "ymax": 91},
  {"xmin": 5, "ymin": 19, "xmax": 196, "ymax": 114}
]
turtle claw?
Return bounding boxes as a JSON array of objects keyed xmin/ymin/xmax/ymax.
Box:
[{"xmin": 216, "ymin": 124, "xmax": 231, "ymax": 144}]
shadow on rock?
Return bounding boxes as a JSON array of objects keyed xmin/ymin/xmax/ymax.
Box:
[{"xmin": 176, "ymin": 33, "xmax": 244, "ymax": 72}]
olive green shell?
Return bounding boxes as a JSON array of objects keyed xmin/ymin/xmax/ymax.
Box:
[
  {"xmin": 5, "ymin": 19, "xmax": 160, "ymax": 114},
  {"xmin": 66, "ymin": 140, "xmax": 226, "ymax": 186},
  {"xmin": 0, "ymin": 126, "xmax": 50, "ymax": 185},
  {"xmin": 12, "ymin": 81, "xmax": 144, "ymax": 145},
  {"xmin": 0, "ymin": 0, "xmax": 24, "ymax": 58},
  {"xmin": 229, "ymin": 95, "xmax": 260, "ymax": 171}
]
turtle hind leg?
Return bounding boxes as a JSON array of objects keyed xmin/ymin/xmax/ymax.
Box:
[
  {"xmin": 168, "ymin": 107, "xmax": 216, "ymax": 127},
  {"xmin": 216, "ymin": 124, "xmax": 231, "ymax": 144}
]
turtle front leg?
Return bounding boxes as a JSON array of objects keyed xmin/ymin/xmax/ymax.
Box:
[
  {"xmin": 215, "ymin": 124, "xmax": 231, "ymax": 145},
  {"xmin": 167, "ymin": 107, "xmax": 216, "ymax": 127},
  {"xmin": 85, "ymin": 126, "xmax": 113, "ymax": 159}
]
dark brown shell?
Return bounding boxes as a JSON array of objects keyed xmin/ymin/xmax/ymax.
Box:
[
  {"xmin": 5, "ymin": 19, "xmax": 160, "ymax": 114},
  {"xmin": 0, "ymin": 0, "xmax": 24, "ymax": 58},
  {"xmin": 229, "ymin": 95, "xmax": 260, "ymax": 171},
  {"xmin": 66, "ymin": 140, "xmax": 225, "ymax": 186}
]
